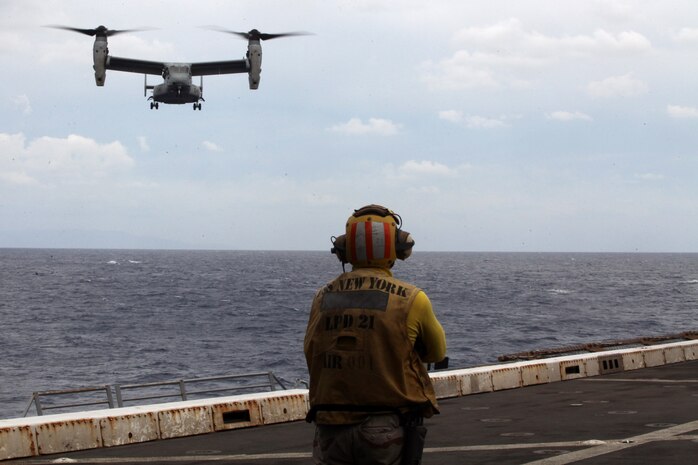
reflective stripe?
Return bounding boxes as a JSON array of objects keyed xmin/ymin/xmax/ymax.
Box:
[
  {"xmin": 350, "ymin": 222, "xmax": 361, "ymax": 262},
  {"xmin": 365, "ymin": 221, "xmax": 374, "ymax": 260},
  {"xmin": 350, "ymin": 221, "xmax": 391, "ymax": 263},
  {"xmin": 380, "ymin": 222, "xmax": 391, "ymax": 259}
]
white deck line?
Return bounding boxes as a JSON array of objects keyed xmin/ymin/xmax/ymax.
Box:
[{"xmin": 1, "ymin": 340, "xmax": 696, "ymax": 461}]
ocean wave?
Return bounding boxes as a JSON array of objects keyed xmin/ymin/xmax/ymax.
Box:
[{"xmin": 3, "ymin": 250, "xmax": 697, "ymax": 420}]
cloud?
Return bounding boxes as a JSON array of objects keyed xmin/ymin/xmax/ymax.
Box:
[
  {"xmin": 115, "ymin": 37, "xmax": 179, "ymax": 61},
  {"xmin": 406, "ymin": 185, "xmax": 441, "ymax": 195},
  {"xmin": 672, "ymin": 27, "xmax": 698, "ymax": 44},
  {"xmin": 329, "ymin": 118, "xmax": 401, "ymax": 135},
  {"xmin": 423, "ymin": 19, "xmax": 651, "ymax": 91},
  {"xmin": 202, "ymin": 141, "xmax": 223, "ymax": 152},
  {"xmin": 546, "ymin": 111, "xmax": 593, "ymax": 122},
  {"xmin": 387, "ymin": 159, "xmax": 470, "ymax": 194},
  {"xmin": 11, "ymin": 94, "xmax": 32, "ymax": 115},
  {"xmin": 587, "ymin": 74, "xmax": 648, "ymax": 98},
  {"xmin": 439, "ymin": 110, "xmax": 509, "ymax": 129},
  {"xmin": 0, "ymin": 132, "xmax": 134, "ymax": 186},
  {"xmin": 666, "ymin": 104, "xmax": 698, "ymax": 119},
  {"xmin": 421, "ymin": 51, "xmax": 530, "ymax": 91},
  {"xmin": 451, "ymin": 19, "xmax": 651, "ymax": 56},
  {"xmin": 138, "ymin": 136, "xmax": 150, "ymax": 152},
  {"xmin": 634, "ymin": 173, "xmax": 665, "ymax": 181},
  {"xmin": 438, "ymin": 110, "xmax": 464, "ymax": 123},
  {"xmin": 398, "ymin": 160, "xmax": 458, "ymax": 177},
  {"xmin": 0, "ymin": 31, "xmax": 27, "ymax": 56},
  {"xmin": 38, "ymin": 37, "xmax": 90, "ymax": 65},
  {"xmin": 39, "ymin": 34, "xmax": 178, "ymax": 65},
  {"xmin": 464, "ymin": 115, "xmax": 508, "ymax": 129},
  {"xmin": 0, "ymin": 171, "xmax": 38, "ymax": 186}
]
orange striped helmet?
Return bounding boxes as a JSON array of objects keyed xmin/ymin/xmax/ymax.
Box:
[{"xmin": 331, "ymin": 205, "xmax": 414, "ymax": 268}]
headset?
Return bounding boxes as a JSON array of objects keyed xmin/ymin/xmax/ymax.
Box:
[{"xmin": 331, "ymin": 204, "xmax": 414, "ymax": 267}]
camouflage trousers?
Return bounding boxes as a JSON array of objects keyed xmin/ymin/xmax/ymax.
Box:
[{"xmin": 313, "ymin": 414, "xmax": 404, "ymax": 465}]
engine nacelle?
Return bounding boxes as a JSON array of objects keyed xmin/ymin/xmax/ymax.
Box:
[
  {"xmin": 247, "ymin": 42, "xmax": 262, "ymax": 90},
  {"xmin": 93, "ymin": 37, "xmax": 108, "ymax": 86}
]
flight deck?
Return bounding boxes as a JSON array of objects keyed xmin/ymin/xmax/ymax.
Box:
[{"xmin": 2, "ymin": 343, "xmax": 697, "ymax": 464}]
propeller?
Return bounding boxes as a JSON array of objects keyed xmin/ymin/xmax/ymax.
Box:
[
  {"xmin": 45, "ymin": 25, "xmax": 152, "ymax": 37},
  {"xmin": 203, "ymin": 26, "xmax": 311, "ymax": 41}
]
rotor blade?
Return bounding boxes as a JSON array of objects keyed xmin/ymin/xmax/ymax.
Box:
[
  {"xmin": 199, "ymin": 26, "xmax": 249, "ymax": 39},
  {"xmin": 45, "ymin": 25, "xmax": 98, "ymax": 36},
  {"xmin": 201, "ymin": 26, "xmax": 311, "ymax": 40},
  {"xmin": 259, "ymin": 32, "xmax": 310, "ymax": 40},
  {"xmin": 106, "ymin": 28, "xmax": 153, "ymax": 37},
  {"xmin": 45, "ymin": 25, "xmax": 154, "ymax": 37}
]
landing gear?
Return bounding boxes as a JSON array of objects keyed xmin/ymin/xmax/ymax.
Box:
[
  {"xmin": 150, "ymin": 102, "xmax": 159, "ymax": 110},
  {"xmin": 193, "ymin": 102, "xmax": 202, "ymax": 110}
]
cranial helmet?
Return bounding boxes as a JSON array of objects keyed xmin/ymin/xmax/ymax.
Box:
[{"xmin": 331, "ymin": 204, "xmax": 415, "ymax": 268}]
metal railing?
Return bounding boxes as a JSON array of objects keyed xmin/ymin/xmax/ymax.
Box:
[
  {"xmin": 23, "ymin": 371, "xmax": 290, "ymax": 417},
  {"xmin": 114, "ymin": 372, "xmax": 285, "ymax": 406},
  {"xmin": 23, "ymin": 385, "xmax": 115, "ymax": 417}
]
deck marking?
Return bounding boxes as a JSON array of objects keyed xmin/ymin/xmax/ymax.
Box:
[
  {"xmin": 583, "ymin": 378, "xmax": 698, "ymax": 383},
  {"xmin": 522, "ymin": 419, "xmax": 698, "ymax": 464},
  {"xmin": 423, "ymin": 441, "xmax": 595, "ymax": 453},
  {"xmin": 6, "ymin": 453, "xmax": 314, "ymax": 464},
  {"xmin": 8, "ymin": 428, "xmax": 698, "ymax": 464},
  {"xmin": 3, "ymin": 441, "xmax": 610, "ymax": 464}
]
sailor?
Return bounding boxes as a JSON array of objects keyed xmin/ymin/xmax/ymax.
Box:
[{"xmin": 304, "ymin": 204, "xmax": 447, "ymax": 465}]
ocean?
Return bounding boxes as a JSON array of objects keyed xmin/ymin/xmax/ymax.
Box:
[{"xmin": 1, "ymin": 249, "xmax": 696, "ymax": 420}]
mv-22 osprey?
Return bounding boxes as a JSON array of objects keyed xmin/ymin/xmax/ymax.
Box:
[{"xmin": 48, "ymin": 25, "xmax": 308, "ymax": 110}]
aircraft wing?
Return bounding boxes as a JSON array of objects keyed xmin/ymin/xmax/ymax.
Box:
[
  {"xmin": 106, "ymin": 56, "xmax": 166, "ymax": 76},
  {"xmin": 190, "ymin": 59, "xmax": 248, "ymax": 76}
]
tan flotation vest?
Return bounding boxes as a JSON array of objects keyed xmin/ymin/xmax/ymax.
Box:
[{"xmin": 304, "ymin": 268, "xmax": 438, "ymax": 424}]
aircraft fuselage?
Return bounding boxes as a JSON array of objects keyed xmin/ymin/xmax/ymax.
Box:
[{"xmin": 152, "ymin": 64, "xmax": 201, "ymax": 104}]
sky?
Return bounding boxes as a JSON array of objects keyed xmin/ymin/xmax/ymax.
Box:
[{"xmin": 2, "ymin": 0, "xmax": 698, "ymax": 252}]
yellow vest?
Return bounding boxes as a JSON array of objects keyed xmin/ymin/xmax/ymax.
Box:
[{"xmin": 304, "ymin": 268, "xmax": 439, "ymax": 424}]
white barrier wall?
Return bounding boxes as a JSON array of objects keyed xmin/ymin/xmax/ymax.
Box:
[
  {"xmin": 1, "ymin": 340, "xmax": 696, "ymax": 461},
  {"xmin": 0, "ymin": 390, "xmax": 309, "ymax": 461},
  {"xmin": 428, "ymin": 340, "xmax": 697, "ymax": 398}
]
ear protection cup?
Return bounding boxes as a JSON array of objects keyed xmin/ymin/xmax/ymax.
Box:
[
  {"xmin": 330, "ymin": 235, "xmax": 348, "ymax": 264},
  {"xmin": 331, "ymin": 205, "xmax": 414, "ymax": 266},
  {"xmin": 395, "ymin": 229, "xmax": 415, "ymax": 260}
]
